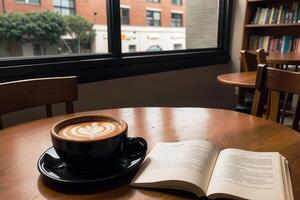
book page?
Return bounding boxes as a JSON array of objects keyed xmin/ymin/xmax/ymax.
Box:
[
  {"xmin": 280, "ymin": 156, "xmax": 294, "ymax": 200},
  {"xmin": 207, "ymin": 149, "xmax": 286, "ymax": 200},
  {"xmin": 131, "ymin": 140, "xmax": 219, "ymax": 196}
]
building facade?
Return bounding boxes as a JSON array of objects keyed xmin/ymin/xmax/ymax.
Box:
[{"xmin": 0, "ymin": 0, "xmax": 186, "ymax": 56}]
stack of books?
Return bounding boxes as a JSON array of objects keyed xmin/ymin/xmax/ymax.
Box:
[
  {"xmin": 251, "ymin": 2, "xmax": 300, "ymax": 24},
  {"xmin": 249, "ymin": 35, "xmax": 300, "ymax": 53}
]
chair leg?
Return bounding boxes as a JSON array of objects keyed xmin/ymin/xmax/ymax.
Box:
[
  {"xmin": 292, "ymin": 99, "xmax": 300, "ymax": 131},
  {"xmin": 66, "ymin": 102, "xmax": 74, "ymax": 114},
  {"xmin": 269, "ymin": 91, "xmax": 281, "ymax": 122},
  {"xmin": 46, "ymin": 104, "xmax": 53, "ymax": 118},
  {"xmin": 0, "ymin": 116, "xmax": 3, "ymax": 130},
  {"xmin": 238, "ymin": 88, "xmax": 246, "ymax": 105},
  {"xmin": 280, "ymin": 93, "xmax": 292, "ymax": 124}
]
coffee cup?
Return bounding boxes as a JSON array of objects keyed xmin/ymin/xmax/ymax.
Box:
[{"xmin": 51, "ymin": 115, "xmax": 147, "ymax": 172}]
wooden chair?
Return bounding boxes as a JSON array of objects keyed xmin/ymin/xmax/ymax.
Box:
[
  {"xmin": 256, "ymin": 49, "xmax": 267, "ymax": 65},
  {"xmin": 240, "ymin": 50, "xmax": 258, "ymax": 72},
  {"xmin": 251, "ymin": 64, "xmax": 300, "ymax": 131},
  {"xmin": 0, "ymin": 76, "xmax": 78, "ymax": 129},
  {"xmin": 257, "ymin": 48, "xmax": 295, "ymax": 123},
  {"xmin": 257, "ymin": 48, "xmax": 287, "ymax": 69},
  {"xmin": 236, "ymin": 50, "xmax": 257, "ymax": 113}
]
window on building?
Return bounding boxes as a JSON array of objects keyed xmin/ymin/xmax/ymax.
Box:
[
  {"xmin": 16, "ymin": 0, "xmax": 40, "ymax": 4},
  {"xmin": 128, "ymin": 45, "xmax": 136, "ymax": 52},
  {"xmin": 146, "ymin": 10, "xmax": 161, "ymax": 26},
  {"xmin": 147, "ymin": 0, "xmax": 161, "ymax": 3},
  {"xmin": 171, "ymin": 13, "xmax": 183, "ymax": 27},
  {"xmin": 172, "ymin": 0, "xmax": 182, "ymax": 5},
  {"xmin": 173, "ymin": 44, "xmax": 182, "ymax": 50},
  {"xmin": 53, "ymin": 0, "xmax": 76, "ymax": 16},
  {"xmin": 121, "ymin": 8, "xmax": 130, "ymax": 25}
]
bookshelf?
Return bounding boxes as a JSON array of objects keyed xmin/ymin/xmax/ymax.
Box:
[{"xmin": 242, "ymin": 0, "xmax": 300, "ymax": 64}]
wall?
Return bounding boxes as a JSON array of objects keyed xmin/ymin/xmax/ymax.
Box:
[
  {"xmin": 94, "ymin": 25, "xmax": 186, "ymax": 53},
  {"xmin": 230, "ymin": 0, "xmax": 247, "ymax": 72},
  {"xmin": 2, "ymin": 0, "xmax": 247, "ymax": 127}
]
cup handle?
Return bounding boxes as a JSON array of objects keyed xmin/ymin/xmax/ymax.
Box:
[{"xmin": 121, "ymin": 137, "xmax": 147, "ymax": 161}]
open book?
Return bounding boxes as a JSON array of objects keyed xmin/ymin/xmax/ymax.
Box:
[{"xmin": 130, "ymin": 140, "xmax": 294, "ymax": 200}]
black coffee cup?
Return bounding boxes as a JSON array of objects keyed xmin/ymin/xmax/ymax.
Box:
[{"xmin": 51, "ymin": 115, "xmax": 147, "ymax": 172}]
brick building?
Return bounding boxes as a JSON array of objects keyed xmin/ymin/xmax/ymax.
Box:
[
  {"xmin": 0, "ymin": 0, "xmax": 185, "ymax": 27},
  {"xmin": 0, "ymin": 0, "xmax": 186, "ymax": 55}
]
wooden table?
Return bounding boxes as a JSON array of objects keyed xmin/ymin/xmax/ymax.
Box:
[
  {"xmin": 217, "ymin": 71, "xmax": 256, "ymax": 108},
  {"xmin": 268, "ymin": 52, "xmax": 300, "ymax": 66},
  {"xmin": 217, "ymin": 53, "xmax": 300, "ymax": 90},
  {"xmin": 217, "ymin": 71, "xmax": 256, "ymax": 89},
  {"xmin": 1, "ymin": 107, "xmax": 300, "ymax": 200}
]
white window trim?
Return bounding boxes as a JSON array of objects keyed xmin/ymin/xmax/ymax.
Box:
[
  {"xmin": 16, "ymin": 0, "xmax": 40, "ymax": 5},
  {"xmin": 120, "ymin": 4, "xmax": 130, "ymax": 9},
  {"xmin": 171, "ymin": 10, "xmax": 183, "ymax": 14},
  {"xmin": 146, "ymin": 7, "xmax": 162, "ymax": 12}
]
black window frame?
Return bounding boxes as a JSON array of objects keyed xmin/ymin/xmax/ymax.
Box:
[
  {"xmin": 146, "ymin": 10, "xmax": 161, "ymax": 27},
  {"xmin": 171, "ymin": 12, "xmax": 183, "ymax": 27},
  {"xmin": 171, "ymin": 0, "xmax": 182, "ymax": 5},
  {"xmin": 0, "ymin": 0, "xmax": 232, "ymax": 84},
  {"xmin": 53, "ymin": 0, "xmax": 76, "ymax": 16},
  {"xmin": 147, "ymin": 0, "xmax": 161, "ymax": 3}
]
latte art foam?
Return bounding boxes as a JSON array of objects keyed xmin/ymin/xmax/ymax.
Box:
[{"xmin": 58, "ymin": 121, "xmax": 122, "ymax": 141}]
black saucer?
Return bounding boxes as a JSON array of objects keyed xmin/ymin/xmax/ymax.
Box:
[{"xmin": 37, "ymin": 144, "xmax": 146, "ymax": 185}]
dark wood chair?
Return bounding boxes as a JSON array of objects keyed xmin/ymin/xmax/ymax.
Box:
[
  {"xmin": 251, "ymin": 64, "xmax": 300, "ymax": 131},
  {"xmin": 257, "ymin": 48, "xmax": 286, "ymax": 69},
  {"xmin": 256, "ymin": 49, "xmax": 267, "ymax": 65},
  {"xmin": 257, "ymin": 48, "xmax": 295, "ymax": 123},
  {"xmin": 0, "ymin": 76, "xmax": 78, "ymax": 129},
  {"xmin": 241, "ymin": 50, "xmax": 258, "ymax": 72},
  {"xmin": 236, "ymin": 50, "xmax": 257, "ymax": 113}
]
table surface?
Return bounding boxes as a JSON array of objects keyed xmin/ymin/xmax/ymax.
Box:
[
  {"xmin": 217, "ymin": 52, "xmax": 300, "ymax": 89},
  {"xmin": 217, "ymin": 71, "xmax": 256, "ymax": 88},
  {"xmin": 1, "ymin": 107, "xmax": 300, "ymax": 200},
  {"xmin": 267, "ymin": 52, "xmax": 300, "ymax": 65}
]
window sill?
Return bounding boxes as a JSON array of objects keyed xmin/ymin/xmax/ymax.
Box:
[
  {"xmin": 15, "ymin": 2, "xmax": 41, "ymax": 6},
  {"xmin": 0, "ymin": 50, "xmax": 230, "ymax": 84}
]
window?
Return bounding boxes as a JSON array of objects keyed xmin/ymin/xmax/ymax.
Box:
[
  {"xmin": 146, "ymin": 10, "xmax": 161, "ymax": 26},
  {"xmin": 147, "ymin": 0, "xmax": 161, "ymax": 3},
  {"xmin": 128, "ymin": 45, "xmax": 136, "ymax": 52},
  {"xmin": 171, "ymin": 13, "xmax": 183, "ymax": 27},
  {"xmin": 53, "ymin": 0, "xmax": 76, "ymax": 16},
  {"xmin": 0, "ymin": 0, "xmax": 232, "ymax": 83},
  {"xmin": 173, "ymin": 44, "xmax": 182, "ymax": 50},
  {"xmin": 172, "ymin": 0, "xmax": 182, "ymax": 5},
  {"xmin": 16, "ymin": 0, "xmax": 40, "ymax": 4},
  {"xmin": 121, "ymin": 8, "xmax": 130, "ymax": 25}
]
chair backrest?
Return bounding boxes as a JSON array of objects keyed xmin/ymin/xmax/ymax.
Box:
[
  {"xmin": 251, "ymin": 64, "xmax": 300, "ymax": 130},
  {"xmin": 256, "ymin": 49, "xmax": 267, "ymax": 64},
  {"xmin": 240, "ymin": 50, "xmax": 258, "ymax": 72},
  {"xmin": 0, "ymin": 76, "xmax": 78, "ymax": 129}
]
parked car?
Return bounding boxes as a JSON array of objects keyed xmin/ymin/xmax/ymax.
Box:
[{"xmin": 146, "ymin": 45, "xmax": 163, "ymax": 52}]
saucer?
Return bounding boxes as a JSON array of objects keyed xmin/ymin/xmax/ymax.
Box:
[{"xmin": 37, "ymin": 144, "xmax": 146, "ymax": 185}]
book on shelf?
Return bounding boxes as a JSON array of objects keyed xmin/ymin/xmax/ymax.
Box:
[
  {"xmin": 131, "ymin": 140, "xmax": 294, "ymax": 200},
  {"xmin": 249, "ymin": 35, "xmax": 300, "ymax": 53},
  {"xmin": 251, "ymin": 2, "xmax": 300, "ymax": 25}
]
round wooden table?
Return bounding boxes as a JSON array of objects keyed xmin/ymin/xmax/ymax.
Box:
[
  {"xmin": 217, "ymin": 71, "xmax": 256, "ymax": 89},
  {"xmin": 217, "ymin": 53, "xmax": 300, "ymax": 89},
  {"xmin": 267, "ymin": 52, "xmax": 300, "ymax": 66},
  {"xmin": 1, "ymin": 107, "xmax": 300, "ymax": 200}
]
